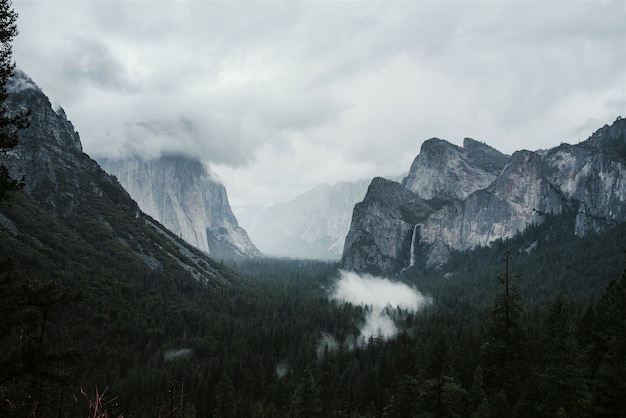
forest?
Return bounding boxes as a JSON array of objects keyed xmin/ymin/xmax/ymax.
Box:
[{"xmin": 1, "ymin": 221, "xmax": 625, "ymax": 417}]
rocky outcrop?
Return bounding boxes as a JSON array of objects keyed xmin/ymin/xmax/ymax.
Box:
[
  {"xmin": 401, "ymin": 138, "xmax": 508, "ymax": 200},
  {"xmin": 342, "ymin": 117, "xmax": 626, "ymax": 274},
  {"xmin": 100, "ymin": 155, "xmax": 262, "ymax": 260},
  {"xmin": 3, "ymin": 70, "xmax": 126, "ymax": 218},
  {"xmin": 341, "ymin": 177, "xmax": 439, "ymax": 274}
]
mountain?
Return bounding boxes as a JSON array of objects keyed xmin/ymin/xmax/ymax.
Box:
[
  {"xmin": 402, "ymin": 137, "xmax": 509, "ymax": 200},
  {"xmin": 236, "ymin": 179, "xmax": 370, "ymax": 259},
  {"xmin": 342, "ymin": 117, "xmax": 626, "ymax": 274},
  {"xmin": 100, "ymin": 155, "xmax": 262, "ymax": 261},
  {"xmin": 0, "ymin": 69, "xmax": 230, "ymax": 285}
]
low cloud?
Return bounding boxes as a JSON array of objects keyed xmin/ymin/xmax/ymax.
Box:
[
  {"xmin": 275, "ymin": 361, "xmax": 289, "ymax": 379},
  {"xmin": 164, "ymin": 348, "xmax": 193, "ymax": 362},
  {"xmin": 329, "ymin": 270, "xmax": 431, "ymax": 342}
]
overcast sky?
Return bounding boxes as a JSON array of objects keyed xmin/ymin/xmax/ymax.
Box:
[{"xmin": 11, "ymin": 0, "xmax": 625, "ymax": 208}]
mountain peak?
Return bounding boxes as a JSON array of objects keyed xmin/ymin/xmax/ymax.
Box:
[
  {"xmin": 582, "ymin": 116, "xmax": 626, "ymax": 158},
  {"xmin": 6, "ymin": 68, "xmax": 42, "ymax": 94},
  {"xmin": 6, "ymin": 70, "xmax": 82, "ymax": 154},
  {"xmin": 402, "ymin": 137, "xmax": 508, "ymax": 200}
]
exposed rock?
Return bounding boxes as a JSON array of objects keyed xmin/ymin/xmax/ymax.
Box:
[
  {"xmin": 401, "ymin": 137, "xmax": 508, "ymax": 200},
  {"xmin": 341, "ymin": 177, "xmax": 437, "ymax": 274},
  {"xmin": 100, "ymin": 155, "xmax": 262, "ymax": 260},
  {"xmin": 343, "ymin": 117, "xmax": 626, "ymax": 275}
]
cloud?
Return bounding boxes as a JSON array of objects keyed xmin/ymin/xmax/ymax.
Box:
[
  {"xmin": 316, "ymin": 332, "xmax": 339, "ymax": 363},
  {"xmin": 275, "ymin": 361, "xmax": 289, "ymax": 379},
  {"xmin": 164, "ymin": 348, "xmax": 193, "ymax": 362},
  {"xmin": 11, "ymin": 1, "xmax": 625, "ymax": 207},
  {"xmin": 329, "ymin": 270, "xmax": 431, "ymax": 342}
]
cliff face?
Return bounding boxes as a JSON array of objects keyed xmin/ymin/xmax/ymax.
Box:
[
  {"xmin": 401, "ymin": 138, "xmax": 508, "ymax": 200},
  {"xmin": 100, "ymin": 156, "xmax": 262, "ymax": 260},
  {"xmin": 0, "ymin": 69, "xmax": 229, "ymax": 284},
  {"xmin": 342, "ymin": 117, "xmax": 626, "ymax": 274},
  {"xmin": 3, "ymin": 70, "xmax": 116, "ymax": 219},
  {"xmin": 341, "ymin": 177, "xmax": 439, "ymax": 274}
]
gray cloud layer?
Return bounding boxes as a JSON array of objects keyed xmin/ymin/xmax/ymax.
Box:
[{"xmin": 11, "ymin": 1, "xmax": 625, "ymax": 206}]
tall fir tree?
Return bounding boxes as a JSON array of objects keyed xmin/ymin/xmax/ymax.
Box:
[
  {"xmin": 479, "ymin": 251, "xmax": 529, "ymax": 410},
  {"xmin": 0, "ymin": 0, "xmax": 27, "ymax": 201},
  {"xmin": 589, "ymin": 254, "xmax": 626, "ymax": 416}
]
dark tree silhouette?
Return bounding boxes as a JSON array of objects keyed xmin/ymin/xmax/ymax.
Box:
[{"xmin": 0, "ymin": 0, "xmax": 27, "ymax": 201}]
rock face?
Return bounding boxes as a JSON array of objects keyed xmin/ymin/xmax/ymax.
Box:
[
  {"xmin": 238, "ymin": 180, "xmax": 369, "ymax": 259},
  {"xmin": 341, "ymin": 177, "xmax": 442, "ymax": 274},
  {"xmin": 100, "ymin": 156, "xmax": 262, "ymax": 260},
  {"xmin": 402, "ymin": 138, "xmax": 509, "ymax": 200},
  {"xmin": 342, "ymin": 117, "xmax": 626, "ymax": 274},
  {"xmin": 4, "ymin": 70, "xmax": 98, "ymax": 218},
  {"xmin": 0, "ymin": 69, "xmax": 228, "ymax": 283}
]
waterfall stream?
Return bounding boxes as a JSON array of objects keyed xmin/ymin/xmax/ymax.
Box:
[{"xmin": 409, "ymin": 224, "xmax": 419, "ymax": 268}]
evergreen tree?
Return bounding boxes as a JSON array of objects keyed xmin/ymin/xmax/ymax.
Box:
[
  {"xmin": 537, "ymin": 298, "xmax": 590, "ymax": 417},
  {"xmin": 213, "ymin": 373, "xmax": 236, "ymax": 418},
  {"xmin": 479, "ymin": 251, "xmax": 528, "ymax": 409},
  {"xmin": 292, "ymin": 366, "xmax": 322, "ymax": 418},
  {"xmin": 0, "ymin": 258, "xmax": 79, "ymax": 417},
  {"xmin": 0, "ymin": 0, "xmax": 27, "ymax": 201},
  {"xmin": 589, "ymin": 255, "xmax": 626, "ymax": 416}
]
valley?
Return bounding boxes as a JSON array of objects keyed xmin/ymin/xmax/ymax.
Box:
[{"xmin": 0, "ymin": 6, "xmax": 624, "ymax": 415}]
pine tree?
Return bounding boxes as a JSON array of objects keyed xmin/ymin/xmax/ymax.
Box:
[
  {"xmin": 213, "ymin": 373, "xmax": 236, "ymax": 418},
  {"xmin": 538, "ymin": 298, "xmax": 590, "ymax": 417},
  {"xmin": 589, "ymin": 254, "xmax": 626, "ymax": 416},
  {"xmin": 292, "ymin": 366, "xmax": 322, "ymax": 418},
  {"xmin": 0, "ymin": 0, "xmax": 27, "ymax": 201},
  {"xmin": 479, "ymin": 251, "xmax": 528, "ymax": 409}
]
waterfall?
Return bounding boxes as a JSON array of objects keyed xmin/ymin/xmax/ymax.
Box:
[{"xmin": 409, "ymin": 224, "xmax": 419, "ymax": 267}]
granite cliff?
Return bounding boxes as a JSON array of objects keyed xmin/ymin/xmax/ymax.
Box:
[
  {"xmin": 100, "ymin": 155, "xmax": 262, "ymax": 261},
  {"xmin": 342, "ymin": 118, "xmax": 626, "ymax": 274}
]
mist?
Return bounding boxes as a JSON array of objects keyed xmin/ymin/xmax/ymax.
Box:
[
  {"xmin": 164, "ymin": 348, "xmax": 193, "ymax": 362},
  {"xmin": 329, "ymin": 270, "xmax": 431, "ymax": 341}
]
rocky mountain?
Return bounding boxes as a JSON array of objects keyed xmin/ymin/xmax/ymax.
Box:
[
  {"xmin": 237, "ymin": 179, "xmax": 370, "ymax": 259},
  {"xmin": 342, "ymin": 118, "xmax": 626, "ymax": 274},
  {"xmin": 100, "ymin": 155, "xmax": 262, "ymax": 261},
  {"xmin": 0, "ymin": 69, "xmax": 230, "ymax": 285},
  {"xmin": 402, "ymin": 137, "xmax": 509, "ymax": 200}
]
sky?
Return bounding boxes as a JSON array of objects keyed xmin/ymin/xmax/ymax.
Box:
[{"xmin": 11, "ymin": 0, "xmax": 625, "ymax": 209}]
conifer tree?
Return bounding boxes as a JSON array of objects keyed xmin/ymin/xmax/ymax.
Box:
[
  {"xmin": 589, "ymin": 254, "xmax": 626, "ymax": 416},
  {"xmin": 292, "ymin": 367, "xmax": 322, "ymax": 418},
  {"xmin": 538, "ymin": 298, "xmax": 590, "ymax": 417},
  {"xmin": 0, "ymin": 0, "xmax": 27, "ymax": 201},
  {"xmin": 479, "ymin": 251, "xmax": 528, "ymax": 409}
]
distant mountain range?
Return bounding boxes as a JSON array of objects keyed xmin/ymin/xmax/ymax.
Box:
[
  {"xmin": 236, "ymin": 180, "xmax": 370, "ymax": 260},
  {"xmin": 342, "ymin": 118, "xmax": 626, "ymax": 274}
]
